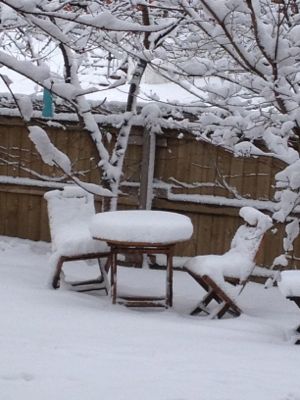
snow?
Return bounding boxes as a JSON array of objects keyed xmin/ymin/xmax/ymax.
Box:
[
  {"xmin": 78, "ymin": 11, "xmax": 171, "ymax": 32},
  {"xmin": 29, "ymin": 126, "xmax": 72, "ymax": 174},
  {"xmin": 184, "ymin": 207, "xmax": 272, "ymax": 286},
  {"xmin": 141, "ymin": 102, "xmax": 163, "ymax": 134},
  {"xmin": 273, "ymin": 189, "xmax": 299, "ymax": 223},
  {"xmin": 263, "ymin": 129, "xmax": 299, "ymax": 165},
  {"xmin": 278, "ymin": 270, "xmax": 300, "ymax": 298},
  {"xmin": 0, "ymin": 176, "xmax": 68, "ymax": 188},
  {"xmin": 239, "ymin": 206, "xmax": 273, "ymax": 232},
  {"xmin": 15, "ymin": 94, "xmax": 33, "ymax": 121},
  {"xmin": 90, "ymin": 210, "xmax": 193, "ymax": 244},
  {"xmin": 45, "ymin": 188, "xmax": 109, "ymax": 262},
  {"xmin": 1, "ymin": 235, "xmax": 300, "ymax": 400},
  {"xmin": 0, "ymin": 66, "xmax": 200, "ymax": 104},
  {"xmin": 0, "ymin": 52, "xmax": 51, "ymax": 85},
  {"xmin": 185, "ymin": 251, "xmax": 255, "ymax": 284},
  {"xmin": 284, "ymin": 219, "xmax": 300, "ymax": 252},
  {"xmin": 275, "ymin": 159, "xmax": 300, "ymax": 191},
  {"xmin": 166, "ymin": 191, "xmax": 276, "ymax": 211}
]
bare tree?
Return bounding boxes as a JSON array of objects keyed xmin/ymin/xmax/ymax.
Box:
[{"xmin": 0, "ymin": 0, "xmax": 176, "ymax": 208}]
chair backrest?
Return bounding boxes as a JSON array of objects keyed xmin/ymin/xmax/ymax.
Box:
[
  {"xmin": 229, "ymin": 206, "xmax": 273, "ymax": 262},
  {"xmin": 44, "ymin": 186, "xmax": 96, "ymax": 249}
]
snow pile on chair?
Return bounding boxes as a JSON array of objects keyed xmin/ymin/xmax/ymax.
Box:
[
  {"xmin": 184, "ymin": 207, "xmax": 273, "ymax": 286},
  {"xmin": 45, "ymin": 187, "xmax": 109, "ymax": 260}
]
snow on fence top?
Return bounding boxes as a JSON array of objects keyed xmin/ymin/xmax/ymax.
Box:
[{"xmin": 0, "ymin": 92, "xmax": 196, "ymax": 131}]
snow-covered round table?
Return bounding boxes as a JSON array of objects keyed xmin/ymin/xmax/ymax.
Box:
[{"xmin": 90, "ymin": 210, "xmax": 193, "ymax": 308}]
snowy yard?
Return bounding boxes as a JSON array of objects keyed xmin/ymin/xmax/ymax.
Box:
[{"xmin": 1, "ymin": 235, "xmax": 300, "ymax": 400}]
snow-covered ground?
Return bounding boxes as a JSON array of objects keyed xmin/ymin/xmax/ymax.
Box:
[{"xmin": 1, "ymin": 235, "xmax": 300, "ymax": 400}]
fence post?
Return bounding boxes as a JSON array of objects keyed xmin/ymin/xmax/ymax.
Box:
[{"xmin": 139, "ymin": 128, "xmax": 156, "ymax": 210}]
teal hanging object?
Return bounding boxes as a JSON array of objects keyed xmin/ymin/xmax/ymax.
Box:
[{"xmin": 42, "ymin": 88, "xmax": 54, "ymax": 118}]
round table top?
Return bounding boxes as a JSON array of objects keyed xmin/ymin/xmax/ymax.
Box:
[{"xmin": 90, "ymin": 210, "xmax": 193, "ymax": 245}]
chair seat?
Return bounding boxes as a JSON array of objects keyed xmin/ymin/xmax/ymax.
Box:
[
  {"xmin": 184, "ymin": 250, "xmax": 254, "ymax": 283},
  {"xmin": 53, "ymin": 222, "xmax": 109, "ymax": 256}
]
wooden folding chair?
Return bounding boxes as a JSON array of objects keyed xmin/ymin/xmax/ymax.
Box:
[
  {"xmin": 44, "ymin": 186, "xmax": 110, "ymax": 292},
  {"xmin": 184, "ymin": 207, "xmax": 273, "ymax": 318}
]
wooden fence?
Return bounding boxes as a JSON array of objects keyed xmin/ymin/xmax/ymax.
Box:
[{"xmin": 0, "ymin": 115, "xmax": 298, "ymax": 268}]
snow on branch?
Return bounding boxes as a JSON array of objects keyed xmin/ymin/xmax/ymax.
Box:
[
  {"xmin": 28, "ymin": 126, "xmax": 113, "ymax": 197},
  {"xmin": 2, "ymin": 1, "xmax": 173, "ymax": 33},
  {"xmin": 28, "ymin": 126, "xmax": 72, "ymax": 174}
]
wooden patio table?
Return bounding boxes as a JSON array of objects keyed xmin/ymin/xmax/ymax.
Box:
[{"xmin": 90, "ymin": 210, "xmax": 193, "ymax": 308}]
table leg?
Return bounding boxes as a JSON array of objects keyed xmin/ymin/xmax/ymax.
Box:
[
  {"xmin": 111, "ymin": 249, "xmax": 117, "ymax": 304},
  {"xmin": 166, "ymin": 247, "xmax": 173, "ymax": 308}
]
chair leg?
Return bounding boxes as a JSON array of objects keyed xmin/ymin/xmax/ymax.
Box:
[
  {"xmin": 190, "ymin": 289, "xmax": 219, "ymax": 316},
  {"xmin": 190, "ymin": 301, "xmax": 210, "ymax": 316},
  {"xmin": 52, "ymin": 257, "xmax": 65, "ymax": 289},
  {"xmin": 70, "ymin": 258, "xmax": 109, "ymax": 293},
  {"xmin": 203, "ymin": 275, "xmax": 242, "ymax": 318},
  {"xmin": 294, "ymin": 325, "xmax": 300, "ymax": 345},
  {"xmin": 104, "ymin": 256, "xmax": 111, "ymax": 273},
  {"xmin": 52, "ymin": 255, "xmax": 110, "ymax": 293},
  {"xmin": 203, "ymin": 288, "xmax": 221, "ymax": 306},
  {"xmin": 98, "ymin": 258, "xmax": 109, "ymax": 294},
  {"xmin": 216, "ymin": 303, "xmax": 239, "ymax": 319},
  {"xmin": 184, "ymin": 267, "xmax": 242, "ymax": 319}
]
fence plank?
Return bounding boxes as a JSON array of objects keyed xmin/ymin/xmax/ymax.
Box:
[
  {"xmin": 256, "ymin": 157, "xmax": 273, "ymax": 200},
  {"xmin": 27, "ymin": 194, "xmax": 42, "ymax": 240},
  {"xmin": 17, "ymin": 192, "xmax": 30, "ymax": 238},
  {"xmin": 190, "ymin": 139, "xmax": 205, "ymax": 193},
  {"xmin": 241, "ymin": 157, "xmax": 258, "ymax": 199},
  {"xmin": 0, "ymin": 191, "xmax": 7, "ymax": 236},
  {"xmin": 40, "ymin": 196, "xmax": 51, "ymax": 242},
  {"xmin": 4, "ymin": 192, "xmax": 19, "ymax": 236},
  {"xmin": 214, "ymin": 148, "xmax": 230, "ymax": 198},
  {"xmin": 0, "ymin": 129, "xmax": 8, "ymax": 177},
  {"xmin": 228, "ymin": 155, "xmax": 244, "ymax": 199}
]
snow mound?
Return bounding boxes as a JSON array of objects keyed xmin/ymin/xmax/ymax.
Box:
[{"xmin": 90, "ymin": 210, "xmax": 193, "ymax": 244}]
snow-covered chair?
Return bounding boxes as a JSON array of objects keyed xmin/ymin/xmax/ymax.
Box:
[
  {"xmin": 184, "ymin": 207, "xmax": 273, "ymax": 318},
  {"xmin": 44, "ymin": 186, "xmax": 110, "ymax": 292}
]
